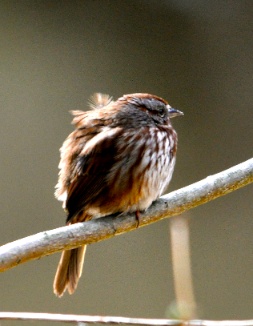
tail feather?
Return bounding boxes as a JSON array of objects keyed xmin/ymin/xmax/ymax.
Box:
[{"xmin": 53, "ymin": 245, "xmax": 86, "ymax": 297}]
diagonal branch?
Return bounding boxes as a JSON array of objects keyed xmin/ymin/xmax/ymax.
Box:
[{"xmin": 0, "ymin": 158, "xmax": 253, "ymax": 273}]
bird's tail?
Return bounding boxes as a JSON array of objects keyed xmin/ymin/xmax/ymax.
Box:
[{"xmin": 53, "ymin": 245, "xmax": 86, "ymax": 297}]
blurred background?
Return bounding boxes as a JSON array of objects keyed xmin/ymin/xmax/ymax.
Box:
[{"xmin": 0, "ymin": 1, "xmax": 252, "ymax": 325}]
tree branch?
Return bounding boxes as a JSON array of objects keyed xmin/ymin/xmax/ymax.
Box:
[
  {"xmin": 0, "ymin": 312, "xmax": 253, "ymax": 326},
  {"xmin": 0, "ymin": 158, "xmax": 253, "ymax": 272}
]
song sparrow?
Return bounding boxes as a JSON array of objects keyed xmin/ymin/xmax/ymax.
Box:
[{"xmin": 53, "ymin": 93, "xmax": 183, "ymax": 297}]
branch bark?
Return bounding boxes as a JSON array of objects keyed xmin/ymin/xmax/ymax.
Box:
[
  {"xmin": 0, "ymin": 158, "xmax": 253, "ymax": 272},
  {"xmin": 0, "ymin": 312, "xmax": 253, "ymax": 326}
]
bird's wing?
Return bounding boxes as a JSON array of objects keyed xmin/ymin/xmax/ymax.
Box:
[{"xmin": 65, "ymin": 126, "xmax": 123, "ymax": 223}]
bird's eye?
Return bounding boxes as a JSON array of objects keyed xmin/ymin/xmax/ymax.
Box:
[{"xmin": 158, "ymin": 110, "xmax": 165, "ymax": 118}]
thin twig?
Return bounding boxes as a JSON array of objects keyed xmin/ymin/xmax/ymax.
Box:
[
  {"xmin": 0, "ymin": 312, "xmax": 253, "ymax": 326},
  {"xmin": 169, "ymin": 215, "xmax": 197, "ymax": 318},
  {"xmin": 0, "ymin": 158, "xmax": 253, "ymax": 272}
]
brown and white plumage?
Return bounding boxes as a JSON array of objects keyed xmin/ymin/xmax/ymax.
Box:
[{"xmin": 53, "ymin": 93, "xmax": 183, "ymax": 297}]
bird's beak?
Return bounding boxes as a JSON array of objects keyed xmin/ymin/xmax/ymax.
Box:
[{"xmin": 166, "ymin": 105, "xmax": 184, "ymax": 118}]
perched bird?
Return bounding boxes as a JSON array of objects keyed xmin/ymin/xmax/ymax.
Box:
[{"xmin": 53, "ymin": 93, "xmax": 183, "ymax": 297}]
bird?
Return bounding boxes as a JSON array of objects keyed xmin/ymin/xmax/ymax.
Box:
[{"xmin": 53, "ymin": 92, "xmax": 183, "ymax": 297}]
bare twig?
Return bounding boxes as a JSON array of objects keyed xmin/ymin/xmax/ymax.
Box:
[
  {"xmin": 0, "ymin": 312, "xmax": 253, "ymax": 326},
  {"xmin": 169, "ymin": 215, "xmax": 197, "ymax": 319},
  {"xmin": 0, "ymin": 158, "xmax": 253, "ymax": 272}
]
